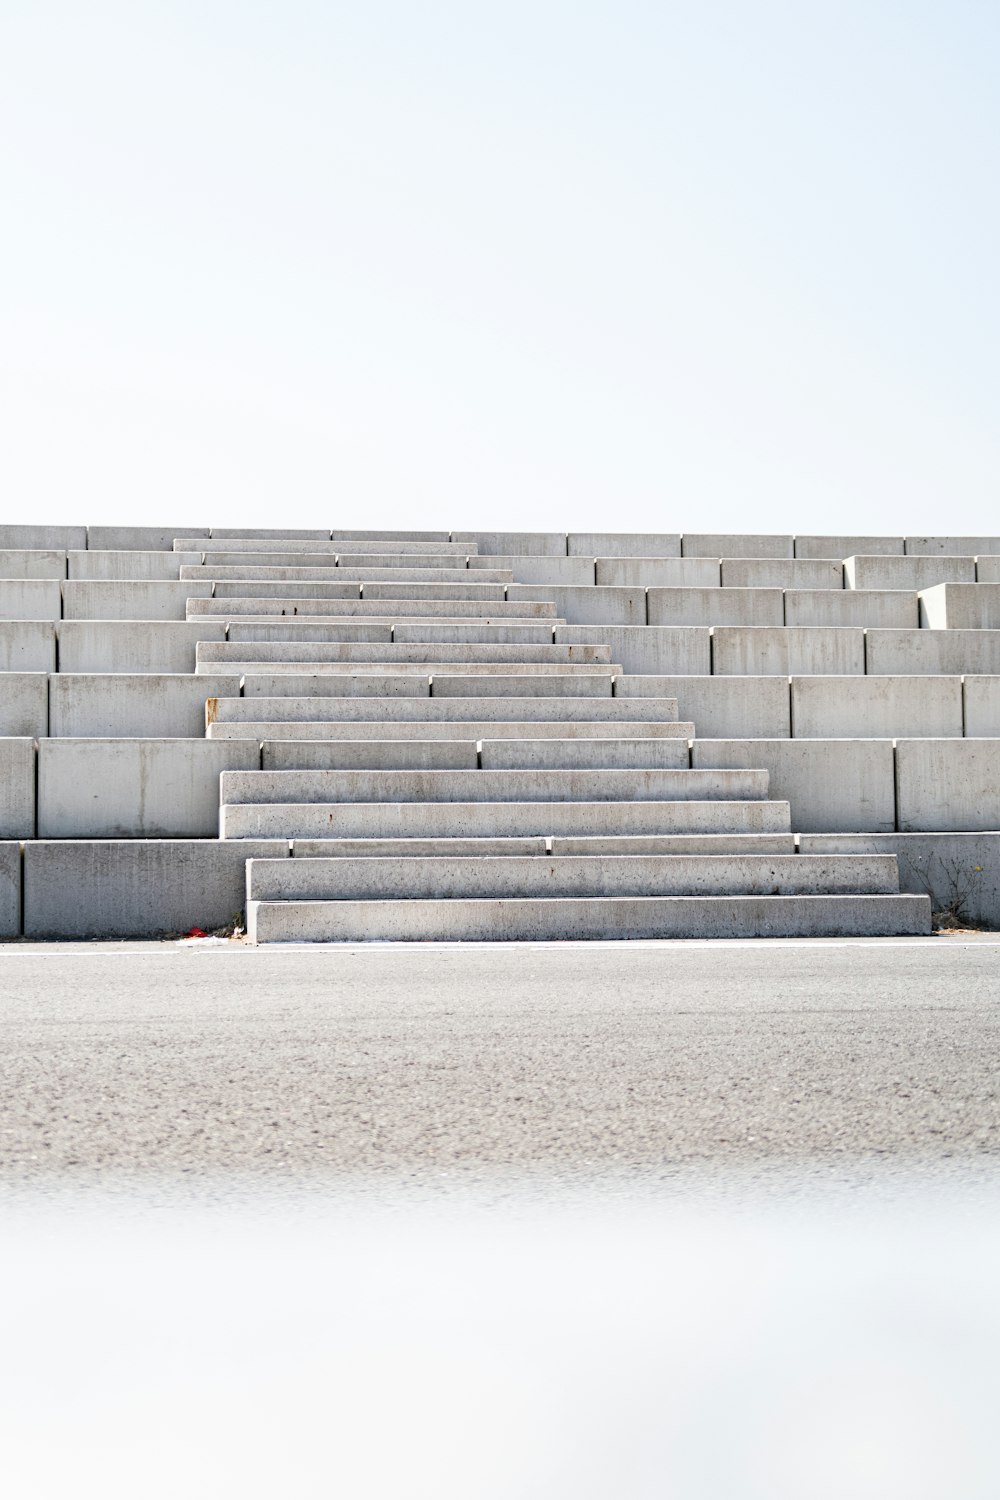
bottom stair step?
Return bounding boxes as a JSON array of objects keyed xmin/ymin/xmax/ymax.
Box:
[{"xmin": 247, "ymin": 894, "xmax": 932, "ymax": 943}]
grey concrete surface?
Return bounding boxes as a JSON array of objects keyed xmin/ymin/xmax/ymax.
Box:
[
  {"xmin": 800, "ymin": 832, "xmax": 1000, "ymax": 928},
  {"xmin": 0, "ymin": 739, "xmax": 36, "ymax": 838},
  {"xmin": 895, "ymin": 738, "xmax": 1000, "ymax": 832},
  {"xmin": 692, "ymin": 737, "xmax": 896, "ymax": 832},
  {"xmin": 1, "ymin": 939, "xmax": 997, "ymax": 1178},
  {"xmin": 0, "ymin": 621, "xmax": 56, "ymax": 672},
  {"xmin": 865, "ymin": 627, "xmax": 1000, "ymax": 676},
  {"xmin": 711, "ymin": 626, "xmax": 864, "ymax": 676},
  {"xmin": 0, "ymin": 841, "xmax": 19, "ymax": 937},
  {"xmin": 794, "ymin": 533, "xmax": 904, "ymax": 557},
  {"xmin": 920, "ymin": 582, "xmax": 1000, "ymax": 630},
  {"xmin": 617, "ymin": 675, "xmax": 791, "ymax": 737},
  {"xmin": 0, "ymin": 673, "xmax": 48, "ymax": 736},
  {"xmin": 681, "ymin": 533, "xmax": 793, "ymax": 558},
  {"xmin": 789, "ymin": 674, "xmax": 964, "ymax": 739}
]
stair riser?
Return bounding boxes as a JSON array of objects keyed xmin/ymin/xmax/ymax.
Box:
[
  {"xmin": 220, "ymin": 768, "xmax": 770, "ymax": 805},
  {"xmin": 210, "ymin": 697, "xmax": 680, "ymax": 722},
  {"xmin": 208, "ymin": 721, "xmax": 691, "ymax": 740},
  {"xmin": 247, "ymin": 894, "xmax": 932, "ymax": 943}
]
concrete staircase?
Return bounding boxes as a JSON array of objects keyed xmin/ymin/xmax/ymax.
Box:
[{"xmin": 200, "ymin": 536, "xmax": 930, "ymax": 941}]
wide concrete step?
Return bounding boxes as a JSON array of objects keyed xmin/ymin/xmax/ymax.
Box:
[
  {"xmin": 220, "ymin": 767, "xmax": 769, "ymax": 805},
  {"xmin": 258, "ymin": 738, "xmax": 693, "ymax": 770},
  {"xmin": 187, "ymin": 598, "xmax": 559, "ymax": 618},
  {"xmin": 246, "ymin": 893, "xmax": 932, "ymax": 942},
  {"xmin": 231, "ymin": 672, "xmax": 623, "ymax": 696},
  {"xmin": 209, "ymin": 695, "xmax": 681, "ymax": 723},
  {"xmin": 197, "ymin": 661, "xmax": 618, "ymax": 678},
  {"xmin": 209, "ymin": 573, "xmax": 512, "ymax": 590},
  {"xmin": 247, "ymin": 853, "xmax": 901, "ymax": 901},
  {"xmin": 221, "ymin": 798, "xmax": 791, "ymax": 839},
  {"xmin": 208, "ymin": 719, "xmax": 692, "ymax": 740},
  {"xmin": 288, "ymin": 833, "xmax": 797, "ymax": 856},
  {"xmin": 196, "ymin": 641, "xmax": 612, "ymax": 664}
]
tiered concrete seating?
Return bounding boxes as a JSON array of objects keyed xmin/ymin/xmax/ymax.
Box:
[{"xmin": 5, "ymin": 522, "xmax": 1000, "ymax": 938}]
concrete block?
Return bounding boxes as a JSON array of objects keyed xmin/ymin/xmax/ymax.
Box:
[
  {"xmin": 905, "ymin": 536, "xmax": 1000, "ymax": 555},
  {"xmin": 393, "ymin": 623, "xmax": 553, "ymax": 645},
  {"xmin": 721, "ymin": 559, "xmax": 844, "ymax": 590},
  {"xmin": 211, "ymin": 527, "xmax": 331, "ymax": 540},
  {"xmin": 242, "ymin": 673, "xmax": 430, "ymax": 697},
  {"xmin": 963, "ymin": 677, "xmax": 1000, "ymax": 737},
  {"xmin": 451, "ymin": 531, "xmax": 566, "ymax": 555},
  {"xmin": 38, "ymin": 739, "xmax": 260, "ymax": 838},
  {"xmin": 0, "ymin": 622, "xmax": 56, "ymax": 672},
  {"xmin": 23, "ymin": 838, "xmax": 287, "ymax": 938},
  {"xmin": 226, "ymin": 622, "xmax": 393, "ymax": 644},
  {"xmin": 845, "ymin": 555, "xmax": 977, "ymax": 590},
  {"xmin": 247, "ymin": 893, "xmax": 929, "ymax": 942},
  {"xmin": 506, "ymin": 584, "xmax": 645, "ymax": 625},
  {"xmin": 291, "ymin": 837, "xmax": 548, "ymax": 857},
  {"xmin": 362, "ymin": 582, "xmax": 508, "ymax": 598},
  {"xmin": 87, "ymin": 526, "xmax": 209, "ymax": 550},
  {"xmin": 218, "ymin": 718, "xmax": 690, "ymax": 741},
  {"xmin": 799, "ymin": 832, "xmax": 1000, "ymax": 928},
  {"xmin": 977, "ymin": 558, "xmax": 1000, "ymax": 583},
  {"xmin": 0, "ymin": 674, "xmax": 48, "ymax": 736},
  {"xmin": 0, "ymin": 739, "xmax": 35, "ymax": 837},
  {"xmin": 647, "ymin": 588, "xmax": 783, "ymax": 627},
  {"xmin": 795, "ymin": 535, "xmax": 904, "ymax": 559},
  {"xmin": 223, "ymin": 797, "xmax": 790, "ymax": 841},
  {"xmin": 470, "ymin": 556, "xmax": 594, "ymax": 585},
  {"xmin": 691, "ymin": 738, "xmax": 896, "ymax": 832},
  {"xmin": 555, "ymin": 625, "xmax": 711, "ymax": 675},
  {"xmin": 596, "ymin": 558, "xmax": 720, "ymax": 587},
  {"xmin": 866, "ymin": 629, "xmax": 1000, "ymax": 677},
  {"xmin": 212, "ymin": 694, "xmax": 680, "ymax": 724},
  {"xmin": 221, "ymin": 767, "xmax": 768, "ymax": 807},
  {"xmin": 895, "ymin": 739, "xmax": 1000, "ymax": 832},
  {"xmin": 568, "ymin": 533, "xmax": 681, "ymax": 557},
  {"xmin": 247, "ymin": 852, "xmax": 898, "ymax": 902},
  {"xmin": 57, "ymin": 620, "xmax": 227, "ymax": 673},
  {"xmin": 205, "ymin": 580, "xmax": 360, "ymax": 599},
  {"xmin": 0, "ymin": 550, "xmax": 66, "ymax": 579},
  {"xmin": 919, "ymin": 583, "xmax": 1000, "ymax": 630},
  {"xmin": 330, "ymin": 530, "xmax": 454, "ymax": 543},
  {"xmin": 784, "ymin": 590, "xmax": 919, "ymax": 628},
  {"xmin": 430, "ymin": 673, "xmax": 614, "ymax": 697},
  {"xmin": 615, "ymin": 674, "xmax": 790, "ymax": 737},
  {"xmin": 50, "ymin": 674, "xmax": 243, "ymax": 738},
  {"xmin": 189, "ymin": 598, "xmax": 557, "ymax": 619},
  {"xmin": 178, "ymin": 538, "xmax": 340, "ymax": 553},
  {"xmin": 68, "ymin": 550, "xmax": 202, "ymax": 580},
  {"xmin": 0, "ymin": 526, "xmax": 86, "ymax": 550},
  {"xmin": 790, "ymin": 675, "xmax": 963, "ymax": 739},
  {"xmin": 335, "ymin": 552, "xmax": 474, "ymax": 570},
  {"xmin": 479, "ymin": 738, "xmax": 690, "ymax": 769},
  {"xmin": 221, "ymin": 662, "xmax": 609, "ymax": 681},
  {"xmin": 263, "ymin": 740, "xmax": 478, "ymax": 770},
  {"xmin": 181, "ymin": 565, "xmax": 342, "ymax": 582},
  {"xmin": 550, "ymin": 834, "xmax": 796, "ymax": 855},
  {"xmin": 62, "ymin": 580, "xmax": 213, "ymax": 620},
  {"xmin": 682, "ymin": 534, "xmax": 793, "ymax": 558},
  {"xmin": 200, "ymin": 552, "xmax": 348, "ymax": 569},
  {"xmin": 0, "ymin": 580, "xmax": 62, "ymax": 620},
  {"xmin": 712, "ymin": 627, "xmax": 864, "ymax": 676},
  {"xmin": 0, "ymin": 842, "xmax": 19, "ymax": 937},
  {"xmin": 198, "ymin": 641, "xmax": 610, "ymax": 666}
]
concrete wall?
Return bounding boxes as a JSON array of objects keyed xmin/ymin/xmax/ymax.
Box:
[
  {"xmin": 0, "ymin": 739, "xmax": 35, "ymax": 837},
  {"xmin": 37, "ymin": 739, "xmax": 260, "ymax": 837},
  {"xmin": 794, "ymin": 535, "xmax": 904, "ymax": 558},
  {"xmin": 568, "ymin": 533, "xmax": 681, "ymax": 557},
  {"xmin": 977, "ymin": 558, "xmax": 1000, "ymax": 583},
  {"xmin": 56, "ymin": 621, "xmax": 228, "ymax": 673},
  {"xmin": 0, "ymin": 842, "xmax": 19, "ymax": 937},
  {"xmin": 87, "ymin": 526, "xmax": 209, "ymax": 550},
  {"xmin": 920, "ymin": 583, "xmax": 1000, "ymax": 630},
  {"xmin": 473, "ymin": 557, "xmax": 594, "ymax": 585},
  {"xmin": 784, "ymin": 590, "xmax": 919, "ymax": 627},
  {"xmin": 904, "ymin": 536, "xmax": 1000, "ymax": 555},
  {"xmin": 845, "ymin": 555, "xmax": 977, "ymax": 590},
  {"xmin": 895, "ymin": 739, "xmax": 1000, "ymax": 832},
  {"xmin": 0, "ymin": 580, "xmax": 62, "ymax": 620},
  {"xmin": 0, "ymin": 550, "xmax": 66, "ymax": 579},
  {"xmin": 554, "ymin": 625, "xmax": 711, "ymax": 675},
  {"xmin": 452, "ymin": 531, "xmax": 566, "ymax": 555},
  {"xmin": 23, "ymin": 839, "xmax": 288, "ymax": 938},
  {"xmin": 49, "ymin": 674, "xmax": 243, "ymax": 738},
  {"xmin": 681, "ymin": 534, "xmax": 793, "ymax": 558},
  {"xmin": 647, "ymin": 588, "xmax": 783, "ymax": 627},
  {"xmin": 691, "ymin": 738, "xmax": 896, "ymax": 832},
  {"xmin": 799, "ymin": 832, "xmax": 1000, "ymax": 928},
  {"xmin": 721, "ymin": 559, "xmax": 843, "ymax": 590},
  {"xmin": 0, "ymin": 622, "xmax": 56, "ymax": 672},
  {"xmin": 865, "ymin": 629, "xmax": 1000, "ymax": 675},
  {"xmin": 0, "ymin": 674, "xmax": 48, "ymax": 736},
  {"xmin": 711, "ymin": 627, "xmax": 864, "ymax": 676},
  {"xmin": 963, "ymin": 677, "xmax": 1000, "ymax": 736},
  {"xmin": 789, "ymin": 675, "xmax": 963, "ymax": 739},
  {"xmin": 0, "ymin": 526, "xmax": 86, "ymax": 549},
  {"xmin": 616, "ymin": 675, "xmax": 791, "ymax": 737},
  {"xmin": 596, "ymin": 558, "xmax": 720, "ymax": 587},
  {"xmin": 67, "ymin": 550, "xmax": 201, "ymax": 580},
  {"xmin": 61, "ymin": 580, "xmax": 214, "ymax": 620},
  {"xmin": 506, "ymin": 585, "xmax": 645, "ymax": 625}
]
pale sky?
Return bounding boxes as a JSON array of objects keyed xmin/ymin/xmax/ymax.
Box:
[{"xmin": 2, "ymin": 1, "xmax": 998, "ymax": 536}]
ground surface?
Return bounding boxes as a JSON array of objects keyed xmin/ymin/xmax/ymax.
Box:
[{"xmin": 2, "ymin": 936, "xmax": 998, "ymax": 1182}]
